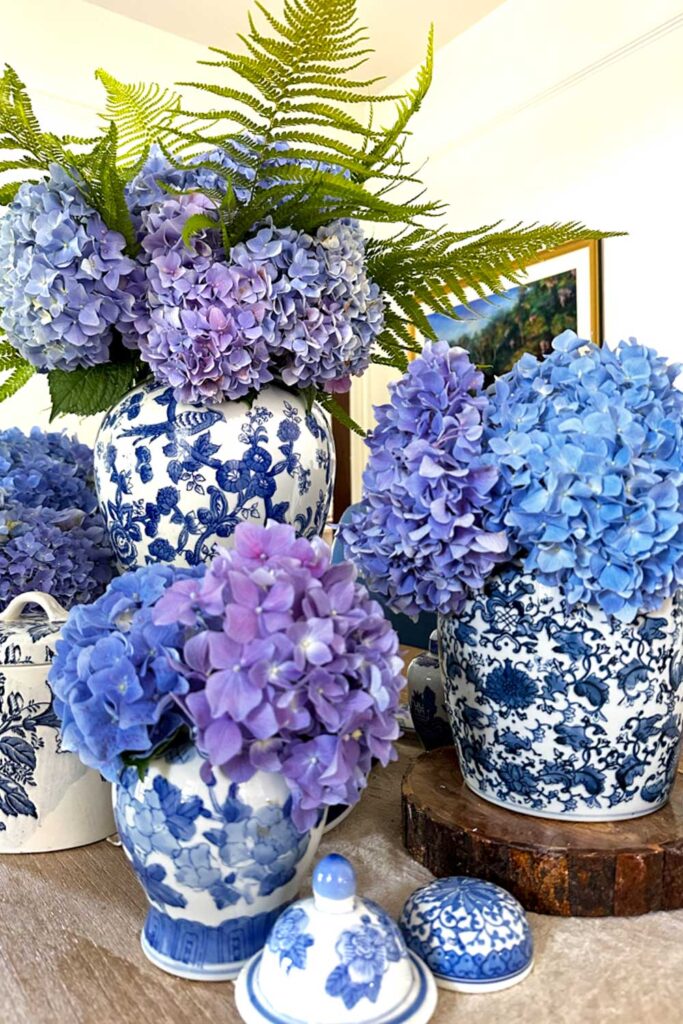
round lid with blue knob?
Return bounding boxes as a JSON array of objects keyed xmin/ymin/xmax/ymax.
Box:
[
  {"xmin": 399, "ymin": 876, "xmax": 534, "ymax": 993},
  {"xmin": 235, "ymin": 853, "xmax": 438, "ymax": 1024}
]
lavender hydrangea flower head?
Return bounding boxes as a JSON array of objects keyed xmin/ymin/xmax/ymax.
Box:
[
  {"xmin": 0, "ymin": 426, "xmax": 97, "ymax": 513},
  {"xmin": 152, "ymin": 522, "xmax": 403, "ymax": 830},
  {"xmin": 125, "ymin": 144, "xmax": 255, "ymax": 225},
  {"xmin": 342, "ymin": 342, "xmax": 508, "ymax": 617},
  {"xmin": 49, "ymin": 563, "xmax": 203, "ymax": 780},
  {"xmin": 0, "ymin": 503, "xmax": 115, "ymax": 610},
  {"xmin": 124, "ymin": 192, "xmax": 276, "ymax": 402},
  {"xmin": 232, "ymin": 217, "xmax": 384, "ymax": 394},
  {"xmin": 485, "ymin": 331, "xmax": 683, "ymax": 622},
  {"xmin": 0, "ymin": 165, "xmax": 136, "ymax": 371}
]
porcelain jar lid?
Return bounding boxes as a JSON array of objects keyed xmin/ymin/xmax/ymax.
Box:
[
  {"xmin": 235, "ymin": 854, "xmax": 438, "ymax": 1024},
  {"xmin": 0, "ymin": 591, "xmax": 69, "ymax": 667},
  {"xmin": 399, "ymin": 876, "xmax": 534, "ymax": 993}
]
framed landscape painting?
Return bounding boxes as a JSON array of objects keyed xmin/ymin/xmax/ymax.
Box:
[{"xmin": 424, "ymin": 240, "xmax": 602, "ymax": 379}]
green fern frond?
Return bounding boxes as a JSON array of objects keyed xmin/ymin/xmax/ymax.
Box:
[
  {"xmin": 0, "ymin": 336, "xmax": 35, "ymax": 401},
  {"xmin": 94, "ymin": 70, "xmax": 196, "ymax": 165}
]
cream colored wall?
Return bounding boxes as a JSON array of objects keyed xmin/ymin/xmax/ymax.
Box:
[
  {"xmin": 350, "ymin": 0, "xmax": 683, "ymax": 500},
  {"xmin": 0, "ymin": 0, "xmax": 207, "ymax": 444}
]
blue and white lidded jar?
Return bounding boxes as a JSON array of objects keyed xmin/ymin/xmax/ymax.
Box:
[
  {"xmin": 0, "ymin": 591, "xmax": 115, "ymax": 853},
  {"xmin": 236, "ymin": 853, "xmax": 437, "ymax": 1024},
  {"xmin": 407, "ymin": 632, "xmax": 451, "ymax": 751}
]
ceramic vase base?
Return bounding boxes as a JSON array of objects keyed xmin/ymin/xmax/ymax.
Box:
[
  {"xmin": 140, "ymin": 929, "xmax": 245, "ymax": 982},
  {"xmin": 433, "ymin": 960, "xmax": 534, "ymax": 994},
  {"xmin": 463, "ymin": 777, "xmax": 668, "ymax": 822},
  {"xmin": 235, "ymin": 950, "xmax": 438, "ymax": 1024}
]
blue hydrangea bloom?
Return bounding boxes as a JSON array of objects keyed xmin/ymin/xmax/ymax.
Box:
[
  {"xmin": 0, "ymin": 503, "xmax": 115, "ymax": 610},
  {"xmin": 485, "ymin": 331, "xmax": 683, "ymax": 622},
  {"xmin": 49, "ymin": 563, "xmax": 204, "ymax": 781},
  {"xmin": 0, "ymin": 165, "xmax": 137, "ymax": 371},
  {"xmin": 342, "ymin": 342, "xmax": 508, "ymax": 617},
  {"xmin": 0, "ymin": 426, "xmax": 97, "ymax": 513}
]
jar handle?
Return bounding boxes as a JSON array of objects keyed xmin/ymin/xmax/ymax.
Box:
[{"xmin": 0, "ymin": 591, "xmax": 70, "ymax": 623}]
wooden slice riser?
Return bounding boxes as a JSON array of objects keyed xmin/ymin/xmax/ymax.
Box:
[{"xmin": 402, "ymin": 747, "xmax": 683, "ymax": 917}]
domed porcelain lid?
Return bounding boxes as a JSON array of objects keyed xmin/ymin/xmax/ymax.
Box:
[
  {"xmin": 399, "ymin": 876, "xmax": 534, "ymax": 993},
  {"xmin": 0, "ymin": 592, "xmax": 68, "ymax": 667},
  {"xmin": 235, "ymin": 854, "xmax": 437, "ymax": 1024}
]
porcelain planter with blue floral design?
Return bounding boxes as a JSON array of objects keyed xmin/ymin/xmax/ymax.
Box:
[
  {"xmin": 439, "ymin": 565, "xmax": 683, "ymax": 821},
  {"xmin": 94, "ymin": 381, "xmax": 335, "ymax": 570},
  {"xmin": 114, "ymin": 743, "xmax": 324, "ymax": 981}
]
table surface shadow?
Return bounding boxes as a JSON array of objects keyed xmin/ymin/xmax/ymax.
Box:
[{"xmin": 2, "ymin": 738, "xmax": 683, "ymax": 1024}]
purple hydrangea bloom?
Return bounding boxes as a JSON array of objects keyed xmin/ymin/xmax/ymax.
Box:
[
  {"xmin": 484, "ymin": 331, "xmax": 683, "ymax": 622},
  {"xmin": 49, "ymin": 563, "xmax": 203, "ymax": 780},
  {"xmin": 123, "ymin": 192, "xmax": 276, "ymax": 402},
  {"xmin": 232, "ymin": 217, "xmax": 384, "ymax": 394},
  {"xmin": 0, "ymin": 426, "xmax": 97, "ymax": 513},
  {"xmin": 0, "ymin": 165, "xmax": 137, "ymax": 371},
  {"xmin": 122, "ymin": 139, "xmax": 383, "ymax": 401},
  {"xmin": 125, "ymin": 144, "xmax": 255, "ymax": 224},
  {"xmin": 152, "ymin": 522, "xmax": 403, "ymax": 830},
  {"xmin": 342, "ymin": 342, "xmax": 508, "ymax": 617},
  {"xmin": 0, "ymin": 503, "xmax": 115, "ymax": 611}
]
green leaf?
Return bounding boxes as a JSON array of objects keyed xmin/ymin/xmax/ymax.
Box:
[
  {"xmin": 48, "ymin": 359, "xmax": 140, "ymax": 419},
  {"xmin": 317, "ymin": 391, "xmax": 365, "ymax": 437}
]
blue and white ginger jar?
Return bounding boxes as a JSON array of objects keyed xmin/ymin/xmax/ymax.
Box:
[
  {"xmin": 0, "ymin": 591, "xmax": 114, "ymax": 853},
  {"xmin": 236, "ymin": 853, "xmax": 437, "ymax": 1024},
  {"xmin": 440, "ymin": 564, "xmax": 683, "ymax": 820},
  {"xmin": 399, "ymin": 876, "xmax": 533, "ymax": 993},
  {"xmin": 95, "ymin": 381, "xmax": 335, "ymax": 570},
  {"xmin": 114, "ymin": 742, "xmax": 324, "ymax": 980},
  {"xmin": 407, "ymin": 631, "xmax": 451, "ymax": 751}
]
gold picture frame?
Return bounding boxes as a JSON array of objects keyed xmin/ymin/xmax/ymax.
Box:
[{"xmin": 416, "ymin": 239, "xmax": 603, "ymax": 375}]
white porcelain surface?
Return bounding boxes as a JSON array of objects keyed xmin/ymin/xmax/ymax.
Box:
[
  {"xmin": 0, "ymin": 592, "xmax": 114, "ymax": 853},
  {"xmin": 94, "ymin": 381, "xmax": 335, "ymax": 570},
  {"xmin": 115, "ymin": 744, "xmax": 324, "ymax": 981},
  {"xmin": 440, "ymin": 565, "xmax": 683, "ymax": 820},
  {"xmin": 235, "ymin": 854, "xmax": 437, "ymax": 1024}
]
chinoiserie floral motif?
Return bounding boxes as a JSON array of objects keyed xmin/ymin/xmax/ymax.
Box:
[
  {"xmin": 0, "ymin": 606, "xmax": 115, "ymax": 853},
  {"xmin": 114, "ymin": 742, "xmax": 324, "ymax": 979},
  {"xmin": 440, "ymin": 565, "xmax": 683, "ymax": 820},
  {"xmin": 0, "ymin": 666, "xmax": 60, "ymax": 828},
  {"xmin": 267, "ymin": 906, "xmax": 314, "ymax": 973},
  {"xmin": 325, "ymin": 905, "xmax": 407, "ymax": 1010},
  {"xmin": 94, "ymin": 381, "xmax": 334, "ymax": 570},
  {"xmin": 399, "ymin": 877, "xmax": 533, "ymax": 985}
]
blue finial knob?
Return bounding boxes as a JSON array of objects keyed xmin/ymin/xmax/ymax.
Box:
[{"xmin": 313, "ymin": 854, "xmax": 356, "ymax": 909}]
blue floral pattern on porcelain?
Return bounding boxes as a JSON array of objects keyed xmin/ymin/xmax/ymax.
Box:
[
  {"xmin": 325, "ymin": 908, "xmax": 406, "ymax": 1010},
  {"xmin": 267, "ymin": 907, "xmax": 314, "ymax": 973},
  {"xmin": 235, "ymin": 854, "xmax": 437, "ymax": 1024},
  {"xmin": 439, "ymin": 565, "xmax": 683, "ymax": 820},
  {"xmin": 399, "ymin": 877, "xmax": 533, "ymax": 990},
  {"xmin": 114, "ymin": 742, "xmax": 324, "ymax": 980},
  {"xmin": 94, "ymin": 381, "xmax": 335, "ymax": 570}
]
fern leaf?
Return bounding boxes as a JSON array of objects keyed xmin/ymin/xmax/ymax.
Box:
[{"xmin": 95, "ymin": 70, "xmax": 190, "ymax": 164}]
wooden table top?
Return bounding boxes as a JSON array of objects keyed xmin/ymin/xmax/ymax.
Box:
[{"xmin": 2, "ymin": 653, "xmax": 683, "ymax": 1023}]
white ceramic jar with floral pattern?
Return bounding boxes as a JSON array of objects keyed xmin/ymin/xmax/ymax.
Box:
[{"xmin": 0, "ymin": 592, "xmax": 115, "ymax": 852}]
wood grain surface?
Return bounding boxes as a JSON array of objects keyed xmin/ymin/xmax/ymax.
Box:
[{"xmin": 402, "ymin": 746, "xmax": 683, "ymax": 917}]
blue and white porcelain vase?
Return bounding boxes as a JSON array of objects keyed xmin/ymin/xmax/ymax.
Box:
[
  {"xmin": 94, "ymin": 381, "xmax": 335, "ymax": 570},
  {"xmin": 0, "ymin": 592, "xmax": 115, "ymax": 852},
  {"xmin": 114, "ymin": 742, "xmax": 325, "ymax": 980},
  {"xmin": 440, "ymin": 565, "xmax": 683, "ymax": 821},
  {"xmin": 407, "ymin": 631, "xmax": 451, "ymax": 751}
]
